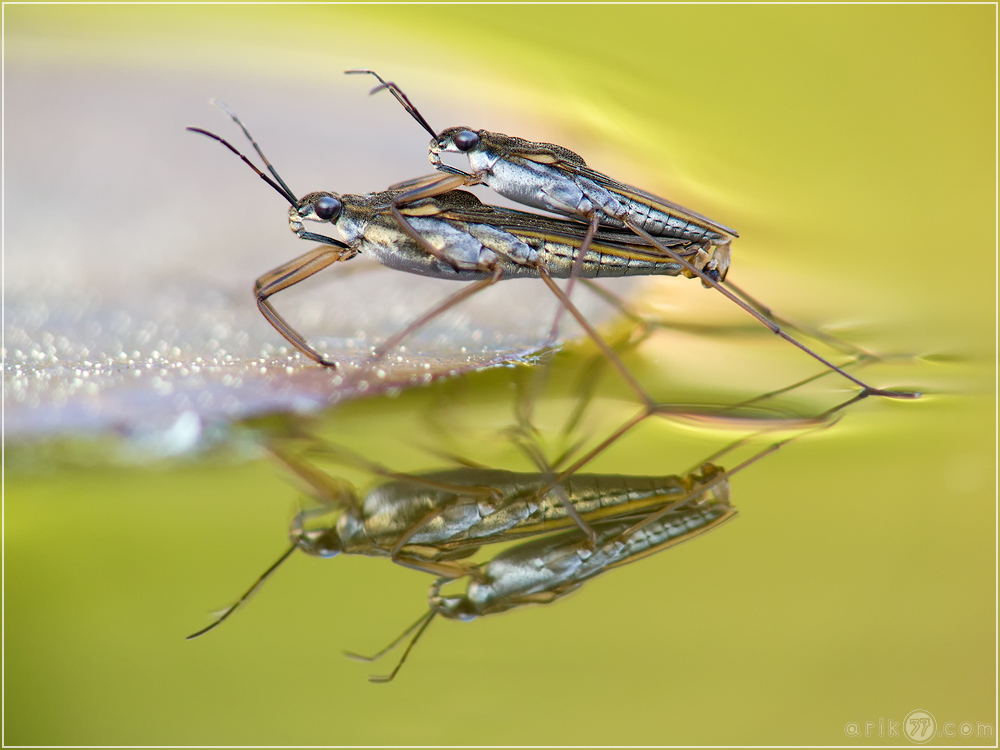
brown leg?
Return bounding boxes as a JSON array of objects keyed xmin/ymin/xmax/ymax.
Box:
[
  {"xmin": 267, "ymin": 445, "xmax": 361, "ymax": 512},
  {"xmin": 390, "ymin": 553, "xmax": 480, "ymax": 580},
  {"xmin": 351, "ymin": 266, "xmax": 505, "ymax": 380},
  {"xmin": 537, "ymin": 266, "xmax": 655, "ymax": 408},
  {"xmin": 302, "ymin": 441, "xmax": 502, "ymax": 501},
  {"xmin": 723, "ymin": 277, "xmax": 875, "ymax": 359},
  {"xmin": 509, "ymin": 425, "xmax": 598, "ymax": 546},
  {"xmin": 623, "ymin": 219, "xmax": 919, "ymax": 399},
  {"xmin": 254, "ymin": 246, "xmax": 352, "ymax": 366},
  {"xmin": 548, "ymin": 213, "xmax": 601, "ymax": 344},
  {"xmin": 389, "ymin": 172, "xmax": 478, "ymax": 270},
  {"xmin": 343, "ymin": 608, "xmax": 439, "ymax": 683}
]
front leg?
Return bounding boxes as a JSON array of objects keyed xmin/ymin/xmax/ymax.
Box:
[
  {"xmin": 254, "ymin": 245, "xmax": 356, "ymax": 367},
  {"xmin": 388, "ymin": 172, "xmax": 477, "ymax": 271}
]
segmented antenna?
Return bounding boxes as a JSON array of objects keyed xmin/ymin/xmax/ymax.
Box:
[
  {"xmin": 346, "ymin": 69, "xmax": 439, "ymax": 140},
  {"xmin": 210, "ymin": 99, "xmax": 298, "ymax": 203},
  {"xmin": 187, "ymin": 126, "xmax": 297, "ymax": 207},
  {"xmin": 187, "ymin": 544, "xmax": 297, "ymax": 639}
]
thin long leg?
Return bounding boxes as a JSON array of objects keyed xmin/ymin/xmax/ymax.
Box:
[
  {"xmin": 387, "ymin": 172, "xmax": 479, "ymax": 271},
  {"xmin": 558, "ymin": 315, "xmax": 653, "ymax": 438},
  {"xmin": 268, "ymin": 445, "xmax": 361, "ymax": 511},
  {"xmin": 539, "ymin": 408, "xmax": 650, "ymax": 496},
  {"xmin": 537, "ymin": 267, "xmax": 655, "ymax": 408},
  {"xmin": 728, "ymin": 354, "xmax": 873, "ymax": 409},
  {"xmin": 574, "ymin": 275, "xmax": 877, "ymax": 429},
  {"xmin": 254, "ymin": 246, "xmax": 351, "ymax": 366},
  {"xmin": 583, "ymin": 270, "xmax": 874, "ymax": 360},
  {"xmin": 509, "ymin": 421, "xmax": 597, "ymax": 546},
  {"xmin": 580, "ymin": 279, "xmax": 646, "ymax": 326},
  {"xmin": 344, "ymin": 609, "xmax": 435, "ymax": 663},
  {"xmin": 631, "ymin": 415, "xmax": 859, "ymax": 539},
  {"xmin": 543, "ymin": 360, "xmax": 848, "ymax": 498},
  {"xmin": 723, "ymin": 277, "xmax": 873, "ymax": 358},
  {"xmin": 357, "ymin": 266, "xmax": 504, "ymax": 376},
  {"xmin": 367, "ymin": 611, "xmax": 438, "ymax": 683},
  {"xmin": 414, "ymin": 448, "xmax": 495, "ymax": 471},
  {"xmin": 548, "ymin": 213, "xmax": 601, "ymax": 343},
  {"xmin": 623, "ymin": 391, "xmax": 867, "ymax": 540},
  {"xmin": 303, "ymin": 441, "xmax": 502, "ymax": 501},
  {"xmin": 623, "ymin": 220, "xmax": 919, "ymax": 399},
  {"xmin": 678, "ymin": 381, "xmax": 866, "ymax": 474},
  {"xmin": 580, "ymin": 277, "xmax": 766, "ymax": 339},
  {"xmin": 549, "ymin": 436, "xmax": 589, "ymax": 472}
]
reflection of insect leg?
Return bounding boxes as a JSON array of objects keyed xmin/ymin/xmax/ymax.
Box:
[
  {"xmin": 507, "ymin": 411, "xmax": 598, "ymax": 545},
  {"xmin": 344, "ymin": 609, "xmax": 438, "ymax": 684},
  {"xmin": 550, "ymin": 382, "xmax": 870, "ymax": 502},
  {"xmin": 619, "ymin": 391, "xmax": 865, "ymax": 542},
  {"xmin": 268, "ymin": 445, "xmax": 363, "ymax": 511},
  {"xmin": 722, "ymin": 278, "xmax": 875, "ymax": 359},
  {"xmin": 299, "ymin": 441, "xmax": 503, "ymax": 501},
  {"xmin": 254, "ymin": 246, "xmax": 352, "ymax": 366}
]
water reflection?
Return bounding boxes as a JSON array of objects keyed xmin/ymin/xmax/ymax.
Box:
[{"xmin": 190, "ymin": 382, "xmax": 864, "ymax": 679}]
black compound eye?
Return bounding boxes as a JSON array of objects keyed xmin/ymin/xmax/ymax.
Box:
[
  {"xmin": 452, "ymin": 130, "xmax": 480, "ymax": 152},
  {"xmin": 313, "ymin": 195, "xmax": 341, "ymax": 221}
]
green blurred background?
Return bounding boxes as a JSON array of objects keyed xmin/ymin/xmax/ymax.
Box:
[{"xmin": 5, "ymin": 4, "xmax": 994, "ymax": 745}]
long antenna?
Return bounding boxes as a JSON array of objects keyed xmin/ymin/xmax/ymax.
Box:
[
  {"xmin": 210, "ymin": 99, "xmax": 298, "ymax": 202},
  {"xmin": 187, "ymin": 126, "xmax": 297, "ymax": 207},
  {"xmin": 186, "ymin": 544, "xmax": 297, "ymax": 640},
  {"xmin": 188, "ymin": 106, "xmax": 349, "ymax": 249},
  {"xmin": 346, "ymin": 69, "xmax": 439, "ymax": 140}
]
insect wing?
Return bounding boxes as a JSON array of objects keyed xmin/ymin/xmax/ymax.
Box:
[
  {"xmin": 425, "ymin": 192, "xmax": 698, "ymax": 267},
  {"xmin": 555, "ymin": 159, "xmax": 740, "ymax": 239}
]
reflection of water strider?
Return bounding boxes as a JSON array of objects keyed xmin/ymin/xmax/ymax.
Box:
[
  {"xmin": 186, "ymin": 445, "xmax": 728, "ymax": 639},
  {"xmin": 189, "ymin": 390, "xmax": 859, "ymax": 679}
]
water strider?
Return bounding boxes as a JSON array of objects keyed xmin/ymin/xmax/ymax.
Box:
[
  {"xmin": 346, "ymin": 69, "xmax": 919, "ymax": 401},
  {"xmin": 188, "ymin": 103, "xmax": 724, "ymax": 409}
]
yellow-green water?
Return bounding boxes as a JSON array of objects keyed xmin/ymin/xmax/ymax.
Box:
[{"xmin": 5, "ymin": 5, "xmax": 995, "ymax": 745}]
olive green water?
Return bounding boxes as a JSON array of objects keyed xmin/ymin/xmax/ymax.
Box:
[{"xmin": 5, "ymin": 6, "xmax": 995, "ymax": 745}]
